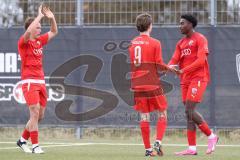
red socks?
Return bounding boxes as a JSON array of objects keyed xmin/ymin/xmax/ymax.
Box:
[
  {"xmin": 187, "ymin": 122, "xmax": 212, "ymax": 147},
  {"xmin": 187, "ymin": 130, "xmax": 196, "ymax": 146},
  {"xmin": 21, "ymin": 129, "xmax": 30, "ymax": 141},
  {"xmin": 30, "ymin": 131, "xmax": 39, "ymax": 145},
  {"xmin": 140, "ymin": 121, "xmax": 151, "ymax": 149},
  {"xmin": 156, "ymin": 116, "xmax": 167, "ymax": 141},
  {"xmin": 198, "ymin": 122, "xmax": 212, "ymax": 136}
]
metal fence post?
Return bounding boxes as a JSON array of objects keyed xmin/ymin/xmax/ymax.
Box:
[
  {"xmin": 76, "ymin": 0, "xmax": 84, "ymax": 26},
  {"xmin": 76, "ymin": 127, "xmax": 83, "ymax": 139},
  {"xmin": 209, "ymin": 26, "xmax": 217, "ymax": 127},
  {"xmin": 210, "ymin": 0, "xmax": 216, "ymax": 26},
  {"xmin": 209, "ymin": 0, "xmax": 217, "ymax": 127}
]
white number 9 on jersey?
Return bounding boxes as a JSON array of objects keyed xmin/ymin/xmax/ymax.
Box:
[{"xmin": 134, "ymin": 46, "xmax": 141, "ymax": 67}]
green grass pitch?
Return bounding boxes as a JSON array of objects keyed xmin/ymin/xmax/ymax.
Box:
[{"xmin": 0, "ymin": 139, "xmax": 239, "ymax": 160}]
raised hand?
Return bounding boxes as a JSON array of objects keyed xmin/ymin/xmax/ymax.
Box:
[
  {"xmin": 42, "ymin": 6, "xmax": 55, "ymax": 19},
  {"xmin": 41, "ymin": 4, "xmax": 58, "ymax": 41},
  {"xmin": 38, "ymin": 4, "xmax": 44, "ymax": 17}
]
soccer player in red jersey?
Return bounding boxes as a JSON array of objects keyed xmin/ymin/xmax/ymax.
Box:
[
  {"xmin": 129, "ymin": 13, "xmax": 176, "ymax": 157},
  {"xmin": 168, "ymin": 14, "xmax": 219, "ymax": 155},
  {"xmin": 16, "ymin": 4, "xmax": 58, "ymax": 154}
]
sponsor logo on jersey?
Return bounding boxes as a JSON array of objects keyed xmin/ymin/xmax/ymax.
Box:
[
  {"xmin": 33, "ymin": 47, "xmax": 43, "ymax": 56},
  {"xmin": 36, "ymin": 41, "xmax": 41, "ymax": 45},
  {"xmin": 189, "ymin": 40, "xmax": 194, "ymax": 46},
  {"xmin": 181, "ymin": 48, "xmax": 192, "ymax": 57}
]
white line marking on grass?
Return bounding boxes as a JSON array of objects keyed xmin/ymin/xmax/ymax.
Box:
[
  {"xmin": 0, "ymin": 142, "xmax": 75, "ymax": 145},
  {"xmin": 1, "ymin": 142, "xmax": 240, "ymax": 151},
  {"xmin": 0, "ymin": 142, "xmax": 15, "ymax": 144},
  {"xmin": 42, "ymin": 143, "xmax": 94, "ymax": 148},
  {"xmin": 86, "ymin": 143, "xmax": 240, "ymax": 147},
  {"xmin": 0, "ymin": 143, "xmax": 94, "ymax": 150},
  {"xmin": 0, "ymin": 147, "xmax": 18, "ymax": 150}
]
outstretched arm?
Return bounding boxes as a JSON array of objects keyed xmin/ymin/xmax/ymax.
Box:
[
  {"xmin": 166, "ymin": 43, "xmax": 182, "ymax": 75},
  {"xmin": 155, "ymin": 41, "xmax": 179, "ymax": 74},
  {"xmin": 42, "ymin": 6, "xmax": 58, "ymax": 41},
  {"xmin": 168, "ymin": 43, "xmax": 181, "ymax": 66},
  {"xmin": 23, "ymin": 5, "xmax": 44, "ymax": 43}
]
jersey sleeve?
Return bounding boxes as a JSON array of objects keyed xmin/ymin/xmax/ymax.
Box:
[
  {"xmin": 168, "ymin": 41, "xmax": 181, "ymax": 65},
  {"xmin": 38, "ymin": 33, "xmax": 49, "ymax": 46},
  {"xmin": 155, "ymin": 41, "xmax": 164, "ymax": 64},
  {"xmin": 155, "ymin": 41, "xmax": 169, "ymax": 71},
  {"xmin": 197, "ymin": 35, "xmax": 209, "ymax": 57},
  {"xmin": 18, "ymin": 36, "xmax": 26, "ymax": 49}
]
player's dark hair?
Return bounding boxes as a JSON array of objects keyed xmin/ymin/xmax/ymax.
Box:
[
  {"xmin": 181, "ymin": 14, "xmax": 198, "ymax": 28},
  {"xmin": 24, "ymin": 17, "xmax": 35, "ymax": 30},
  {"xmin": 136, "ymin": 13, "xmax": 152, "ymax": 32}
]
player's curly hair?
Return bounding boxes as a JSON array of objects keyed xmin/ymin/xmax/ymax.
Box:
[
  {"xmin": 136, "ymin": 13, "xmax": 152, "ymax": 32},
  {"xmin": 24, "ymin": 17, "xmax": 35, "ymax": 30},
  {"xmin": 181, "ymin": 14, "xmax": 198, "ymax": 28}
]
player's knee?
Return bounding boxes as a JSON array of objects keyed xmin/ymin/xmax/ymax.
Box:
[
  {"xmin": 31, "ymin": 113, "xmax": 39, "ymax": 122},
  {"xmin": 185, "ymin": 101, "xmax": 195, "ymax": 118},
  {"xmin": 185, "ymin": 108, "xmax": 193, "ymax": 120},
  {"xmin": 29, "ymin": 105, "xmax": 40, "ymax": 121},
  {"xmin": 187, "ymin": 121, "xmax": 196, "ymax": 130},
  {"xmin": 38, "ymin": 114, "xmax": 44, "ymax": 122},
  {"xmin": 140, "ymin": 113, "xmax": 150, "ymax": 122},
  {"xmin": 157, "ymin": 111, "xmax": 167, "ymax": 120}
]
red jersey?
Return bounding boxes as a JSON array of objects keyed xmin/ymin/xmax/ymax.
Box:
[
  {"xmin": 18, "ymin": 33, "xmax": 48, "ymax": 80},
  {"xmin": 129, "ymin": 34, "xmax": 166, "ymax": 91},
  {"xmin": 169, "ymin": 32, "xmax": 210, "ymax": 84}
]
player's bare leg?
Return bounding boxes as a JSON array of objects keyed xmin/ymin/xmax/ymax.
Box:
[
  {"xmin": 175, "ymin": 101, "xmax": 198, "ymax": 156},
  {"xmin": 17, "ymin": 103, "xmax": 42, "ymax": 153},
  {"xmin": 17, "ymin": 104, "xmax": 40, "ymax": 153},
  {"xmin": 27, "ymin": 104, "xmax": 44, "ymax": 154},
  {"xmin": 186, "ymin": 101, "xmax": 218, "ymax": 154},
  {"xmin": 153, "ymin": 111, "xmax": 167, "ymax": 156},
  {"xmin": 38, "ymin": 106, "xmax": 46, "ymax": 123},
  {"xmin": 176, "ymin": 101, "xmax": 218, "ymax": 155},
  {"xmin": 140, "ymin": 113, "xmax": 155, "ymax": 157}
]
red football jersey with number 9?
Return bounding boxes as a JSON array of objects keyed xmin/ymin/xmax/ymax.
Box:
[{"xmin": 129, "ymin": 34, "xmax": 165, "ymax": 91}]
